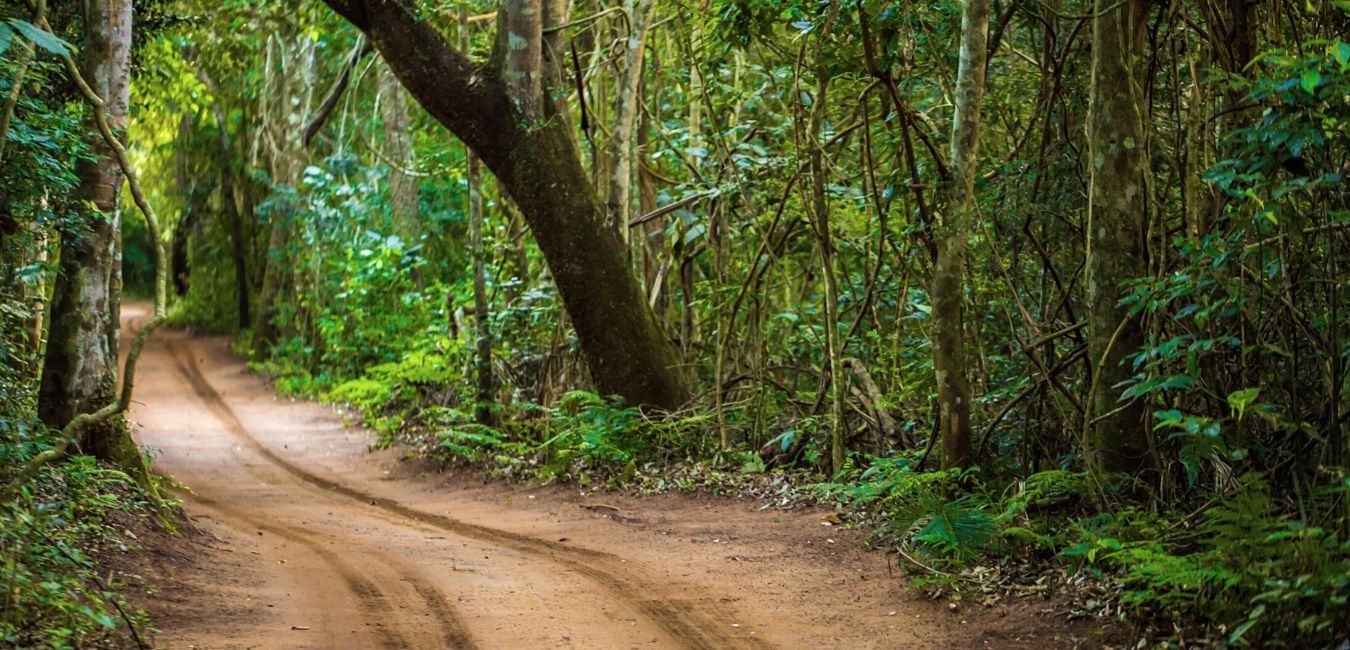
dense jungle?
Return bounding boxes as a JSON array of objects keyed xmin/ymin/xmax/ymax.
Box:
[{"xmin": 1, "ymin": 0, "xmax": 1347, "ymax": 647}]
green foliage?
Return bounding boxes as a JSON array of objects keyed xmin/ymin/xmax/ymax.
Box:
[
  {"xmin": 126, "ymin": 3, "xmax": 1347, "ymax": 646},
  {"xmin": 537, "ymin": 392, "xmax": 649, "ymax": 478},
  {"xmin": 812, "ymin": 462, "xmax": 1348, "ymax": 645},
  {"xmin": 0, "ymin": 44, "xmax": 156, "ymax": 646},
  {"xmin": 437, "ymin": 424, "xmax": 519, "ymax": 463},
  {"xmin": 326, "ymin": 378, "xmax": 391, "ymax": 413},
  {"xmin": 324, "ymin": 347, "xmax": 462, "ymax": 440},
  {"xmin": 0, "ymin": 19, "xmax": 74, "ymax": 57},
  {"xmin": 1062, "ymin": 476, "xmax": 1350, "ymax": 647},
  {"xmin": 0, "ymin": 448, "xmax": 156, "ymax": 649},
  {"xmin": 812, "ymin": 461, "xmax": 997, "ymax": 562}
]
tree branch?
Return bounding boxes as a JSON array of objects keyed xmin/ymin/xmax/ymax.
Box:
[{"xmin": 302, "ymin": 36, "xmax": 374, "ymax": 148}]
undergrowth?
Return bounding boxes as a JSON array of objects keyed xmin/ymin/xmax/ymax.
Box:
[
  {"xmin": 290, "ymin": 336, "xmax": 1349, "ymax": 647},
  {"xmin": 811, "ymin": 464, "xmax": 1349, "ymax": 647},
  {"xmin": 0, "ymin": 280, "xmax": 158, "ymax": 648},
  {"xmin": 1, "ymin": 420, "xmax": 160, "ymax": 649},
  {"xmin": 256, "ymin": 327, "xmax": 1350, "ymax": 648}
]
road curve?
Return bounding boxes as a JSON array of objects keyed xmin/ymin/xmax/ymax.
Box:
[{"xmin": 128, "ymin": 310, "xmax": 769, "ymax": 649}]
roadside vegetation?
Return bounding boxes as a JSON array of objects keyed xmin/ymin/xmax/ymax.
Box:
[{"xmin": 2, "ymin": 0, "xmax": 1347, "ymax": 647}]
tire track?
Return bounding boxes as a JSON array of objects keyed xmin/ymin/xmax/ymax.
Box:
[
  {"xmin": 167, "ymin": 344, "xmax": 479, "ymax": 649},
  {"xmin": 168, "ymin": 339, "xmax": 766, "ymax": 650},
  {"xmin": 185, "ymin": 494, "xmax": 411, "ymax": 649},
  {"xmin": 184, "ymin": 475, "xmax": 480, "ymax": 650}
]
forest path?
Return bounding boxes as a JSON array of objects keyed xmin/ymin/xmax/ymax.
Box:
[{"xmin": 122, "ymin": 304, "xmax": 1037, "ymax": 649}]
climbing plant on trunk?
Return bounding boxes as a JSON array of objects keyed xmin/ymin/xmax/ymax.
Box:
[
  {"xmin": 6, "ymin": 0, "xmax": 169, "ymax": 499},
  {"xmin": 37, "ymin": 0, "xmax": 139, "ymax": 466}
]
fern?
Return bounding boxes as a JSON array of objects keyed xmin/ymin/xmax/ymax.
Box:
[
  {"xmin": 1106, "ymin": 542, "xmax": 1234, "ymax": 614},
  {"xmin": 327, "ymin": 378, "xmax": 392, "ymax": 411},
  {"xmin": 437, "ymin": 425, "xmax": 509, "ymax": 461},
  {"xmin": 810, "ymin": 463, "xmax": 994, "ymax": 563},
  {"xmin": 906, "ymin": 496, "xmax": 996, "ymax": 560},
  {"xmin": 999, "ymin": 470, "xmax": 1091, "ymax": 522}
]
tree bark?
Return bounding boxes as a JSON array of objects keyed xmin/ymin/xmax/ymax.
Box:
[
  {"xmin": 933, "ymin": 0, "xmax": 989, "ymax": 470},
  {"xmin": 200, "ymin": 69, "xmax": 252, "ymax": 329},
  {"xmin": 1192, "ymin": 0, "xmax": 1262, "ymax": 238},
  {"xmin": 462, "ymin": 7, "xmax": 494, "ymax": 426},
  {"xmin": 251, "ymin": 208, "xmax": 289, "ymax": 352},
  {"xmin": 171, "ymin": 114, "xmax": 192, "ymax": 297},
  {"xmin": 1087, "ymin": 0, "xmax": 1153, "ymax": 474},
  {"xmin": 807, "ymin": 0, "xmax": 845, "ymax": 473},
  {"xmin": 495, "ymin": 0, "xmax": 544, "ymax": 119},
  {"xmin": 251, "ymin": 36, "xmax": 309, "ymax": 353},
  {"xmin": 604, "ymin": 0, "xmax": 654, "ymax": 242},
  {"xmin": 377, "ymin": 60, "xmax": 421, "ymax": 243},
  {"xmin": 322, "ymin": 0, "xmax": 688, "ymax": 410},
  {"xmin": 38, "ymin": 0, "xmax": 139, "ymax": 465}
]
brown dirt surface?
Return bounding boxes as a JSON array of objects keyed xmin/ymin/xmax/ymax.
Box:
[{"xmin": 117, "ymin": 305, "xmax": 1119, "ymax": 649}]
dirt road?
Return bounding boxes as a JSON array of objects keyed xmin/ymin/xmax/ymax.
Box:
[{"xmin": 124, "ymin": 306, "xmax": 1071, "ymax": 648}]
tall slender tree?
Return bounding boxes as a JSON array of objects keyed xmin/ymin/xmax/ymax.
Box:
[
  {"xmin": 932, "ymin": 0, "xmax": 990, "ymax": 469},
  {"xmin": 251, "ymin": 35, "xmax": 315, "ymax": 353},
  {"xmin": 197, "ymin": 67, "xmax": 251, "ymax": 329},
  {"xmin": 377, "ymin": 60, "xmax": 421, "ymax": 243},
  {"xmin": 38, "ymin": 0, "xmax": 140, "ymax": 465},
  {"xmin": 805, "ymin": 0, "xmax": 846, "ymax": 473},
  {"xmin": 462, "ymin": 7, "xmax": 493, "ymax": 426},
  {"xmin": 1086, "ymin": 0, "xmax": 1153, "ymax": 474},
  {"xmin": 605, "ymin": 0, "xmax": 654, "ymax": 243}
]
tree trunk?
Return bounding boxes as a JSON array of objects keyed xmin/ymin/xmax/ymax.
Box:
[
  {"xmin": 1193, "ymin": 0, "xmax": 1262, "ymax": 238},
  {"xmin": 251, "ymin": 211, "xmax": 289, "ymax": 352},
  {"xmin": 38, "ymin": 0, "xmax": 139, "ymax": 465},
  {"xmin": 171, "ymin": 114, "xmax": 192, "ymax": 297},
  {"xmin": 462, "ymin": 7, "xmax": 494, "ymax": 426},
  {"xmin": 29, "ymin": 223, "xmax": 49, "ymax": 359},
  {"xmin": 496, "ymin": 0, "xmax": 544, "ymax": 119},
  {"xmin": 251, "ymin": 36, "xmax": 308, "ymax": 353},
  {"xmin": 687, "ymin": 15, "xmax": 703, "ymax": 150},
  {"xmin": 1203, "ymin": 1, "xmax": 1259, "ymax": 87},
  {"xmin": 1087, "ymin": 0, "xmax": 1152, "ymax": 474},
  {"xmin": 933, "ymin": 0, "xmax": 989, "ymax": 470},
  {"xmin": 604, "ymin": 0, "xmax": 654, "ymax": 242},
  {"xmin": 807, "ymin": 1, "xmax": 845, "ymax": 473},
  {"xmin": 377, "ymin": 60, "xmax": 421, "ymax": 243},
  {"xmin": 203, "ymin": 72, "xmax": 252, "ymax": 329},
  {"xmin": 323, "ymin": 0, "xmax": 688, "ymax": 410}
]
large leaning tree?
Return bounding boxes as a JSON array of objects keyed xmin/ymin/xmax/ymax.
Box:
[{"xmin": 320, "ymin": 0, "xmax": 688, "ymax": 410}]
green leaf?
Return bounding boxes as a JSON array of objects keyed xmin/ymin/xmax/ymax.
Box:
[
  {"xmin": 0, "ymin": 23, "xmax": 12, "ymax": 55},
  {"xmin": 1227, "ymin": 388, "xmax": 1261, "ymax": 421},
  {"xmin": 1300, "ymin": 68, "xmax": 1322, "ymax": 94},
  {"xmin": 1229, "ymin": 604, "xmax": 1266, "ymax": 644},
  {"xmin": 7, "ymin": 19, "xmax": 72, "ymax": 57}
]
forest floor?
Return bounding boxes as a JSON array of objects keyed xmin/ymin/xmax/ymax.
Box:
[{"xmin": 115, "ymin": 304, "xmax": 1115, "ymax": 649}]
